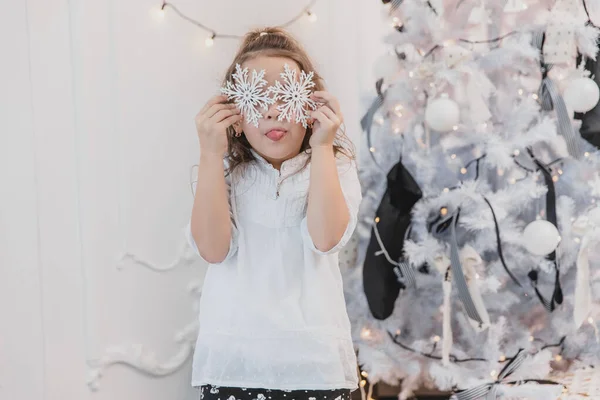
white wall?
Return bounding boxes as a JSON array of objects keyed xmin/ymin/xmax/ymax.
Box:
[{"xmin": 0, "ymin": 1, "xmax": 386, "ymax": 399}]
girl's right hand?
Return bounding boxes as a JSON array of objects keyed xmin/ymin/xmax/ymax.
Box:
[{"xmin": 195, "ymin": 95, "xmax": 242, "ymax": 157}]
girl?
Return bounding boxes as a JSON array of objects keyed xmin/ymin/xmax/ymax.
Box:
[{"xmin": 186, "ymin": 27, "xmax": 361, "ymax": 400}]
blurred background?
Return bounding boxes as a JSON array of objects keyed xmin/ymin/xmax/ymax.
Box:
[{"xmin": 0, "ymin": 1, "xmax": 385, "ymax": 399}]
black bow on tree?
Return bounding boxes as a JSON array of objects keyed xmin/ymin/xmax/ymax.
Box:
[{"xmin": 363, "ymin": 159, "xmax": 422, "ymax": 320}]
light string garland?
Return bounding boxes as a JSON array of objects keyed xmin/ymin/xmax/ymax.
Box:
[{"xmin": 158, "ymin": 0, "xmax": 319, "ymax": 47}]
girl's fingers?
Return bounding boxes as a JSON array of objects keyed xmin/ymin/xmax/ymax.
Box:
[
  {"xmin": 318, "ymin": 106, "xmax": 341, "ymax": 126},
  {"xmin": 310, "ymin": 109, "xmax": 330, "ymax": 124},
  {"xmin": 200, "ymin": 94, "xmax": 229, "ymax": 115},
  {"xmin": 217, "ymin": 113, "xmax": 244, "ymax": 129},
  {"xmin": 205, "ymin": 103, "xmax": 238, "ymax": 119},
  {"xmin": 311, "ymin": 91, "xmax": 341, "ymax": 115},
  {"xmin": 211, "ymin": 108, "xmax": 241, "ymax": 123}
]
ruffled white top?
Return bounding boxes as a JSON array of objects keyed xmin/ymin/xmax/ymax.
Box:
[{"xmin": 185, "ymin": 148, "xmax": 361, "ymax": 390}]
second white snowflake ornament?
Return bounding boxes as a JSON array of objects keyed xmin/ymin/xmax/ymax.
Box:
[{"xmin": 268, "ymin": 64, "xmax": 319, "ymax": 128}]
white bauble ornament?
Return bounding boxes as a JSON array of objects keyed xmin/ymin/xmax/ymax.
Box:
[
  {"xmin": 523, "ymin": 220, "xmax": 561, "ymax": 256},
  {"xmin": 563, "ymin": 77, "xmax": 600, "ymax": 113},
  {"xmin": 425, "ymin": 95, "xmax": 460, "ymax": 132}
]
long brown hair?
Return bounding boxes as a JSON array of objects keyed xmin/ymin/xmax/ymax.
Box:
[{"xmin": 223, "ymin": 27, "xmax": 355, "ymax": 174}]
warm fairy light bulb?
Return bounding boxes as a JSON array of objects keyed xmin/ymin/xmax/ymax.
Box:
[
  {"xmin": 361, "ymin": 370, "xmax": 369, "ymax": 378},
  {"xmin": 490, "ymin": 370, "xmax": 498, "ymax": 378},
  {"xmin": 433, "ymin": 335, "xmax": 441, "ymax": 343},
  {"xmin": 589, "ymin": 317, "xmax": 595, "ymax": 324},
  {"xmin": 396, "ymin": 329, "xmax": 402, "ymax": 335},
  {"xmin": 205, "ymin": 35, "xmax": 215, "ymax": 47},
  {"xmin": 509, "ymin": 178, "xmax": 516, "ymax": 184},
  {"xmin": 393, "ymin": 127, "xmax": 401, "ymax": 134},
  {"xmin": 574, "ymin": 237, "xmax": 581, "ymax": 243},
  {"xmin": 369, "ymin": 146, "xmax": 376, "ymax": 153},
  {"xmin": 157, "ymin": 7, "xmax": 165, "ymax": 18},
  {"xmin": 497, "ymin": 168, "xmax": 505, "ymax": 176},
  {"xmin": 532, "ymin": 93, "xmax": 539, "ymax": 100},
  {"xmin": 555, "ymin": 355, "xmax": 563, "ymax": 361},
  {"xmin": 499, "ymin": 355, "xmax": 506, "ymax": 362},
  {"xmin": 552, "ymin": 175, "xmax": 559, "ymax": 182},
  {"xmin": 460, "ymin": 167, "xmax": 467, "ymax": 174},
  {"xmin": 375, "ymin": 217, "xmax": 380, "ymax": 223},
  {"xmin": 409, "ymin": 71, "xmax": 415, "ymax": 78},
  {"xmin": 518, "ymin": 88, "xmax": 524, "ymax": 96},
  {"xmin": 360, "ymin": 379, "xmax": 367, "ymax": 387},
  {"xmin": 450, "ymin": 154, "xmax": 457, "ymax": 159},
  {"xmin": 375, "ymin": 115, "xmax": 384, "ymax": 125},
  {"xmin": 558, "ymin": 169, "xmax": 563, "ymax": 175},
  {"xmin": 452, "ymin": 125, "xmax": 458, "ymax": 131},
  {"xmin": 440, "ymin": 207, "xmax": 448, "ymax": 216},
  {"xmin": 514, "ymin": 149, "xmax": 520, "ymax": 156},
  {"xmin": 392, "ymin": 17, "xmax": 400, "ymax": 24},
  {"xmin": 395, "ymin": 104, "xmax": 404, "ymax": 112},
  {"xmin": 307, "ymin": 11, "xmax": 317, "ymax": 22},
  {"xmin": 529, "ymin": 335, "xmax": 535, "ymax": 342},
  {"xmin": 585, "ymin": 152, "xmax": 590, "ymax": 157},
  {"xmin": 361, "ymin": 327, "xmax": 372, "ymax": 339}
]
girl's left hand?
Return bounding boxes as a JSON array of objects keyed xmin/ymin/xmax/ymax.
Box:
[{"xmin": 308, "ymin": 91, "xmax": 343, "ymax": 148}]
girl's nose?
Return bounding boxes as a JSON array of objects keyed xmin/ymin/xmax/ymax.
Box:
[{"xmin": 264, "ymin": 100, "xmax": 281, "ymax": 120}]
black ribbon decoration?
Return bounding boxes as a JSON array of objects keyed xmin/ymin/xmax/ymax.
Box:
[
  {"xmin": 532, "ymin": 31, "xmax": 583, "ymax": 159},
  {"xmin": 527, "ymin": 147, "xmax": 563, "ymax": 312},
  {"xmin": 360, "ymin": 78, "xmax": 386, "ymax": 166},
  {"xmin": 430, "ymin": 208, "xmax": 484, "ymax": 327},
  {"xmin": 451, "ymin": 349, "xmax": 562, "ymax": 400}
]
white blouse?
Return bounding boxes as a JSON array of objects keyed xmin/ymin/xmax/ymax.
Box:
[{"xmin": 185, "ymin": 148, "xmax": 362, "ymax": 390}]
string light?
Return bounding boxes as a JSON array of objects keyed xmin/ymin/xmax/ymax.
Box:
[
  {"xmin": 518, "ymin": 88, "xmax": 524, "ymax": 96},
  {"xmin": 574, "ymin": 237, "xmax": 581, "ymax": 243},
  {"xmin": 555, "ymin": 354, "xmax": 563, "ymax": 361},
  {"xmin": 361, "ymin": 371, "xmax": 369, "ymax": 378},
  {"xmin": 443, "ymin": 188, "xmax": 449, "ymax": 193},
  {"xmin": 497, "ymin": 168, "xmax": 505, "ymax": 176},
  {"xmin": 433, "ymin": 335, "xmax": 441, "ymax": 342},
  {"xmin": 529, "ymin": 335, "xmax": 535, "ymax": 342},
  {"xmin": 552, "ymin": 175, "xmax": 559, "ymax": 182},
  {"xmin": 375, "ymin": 216, "xmax": 380, "ymax": 223},
  {"xmin": 508, "ymin": 177, "xmax": 516, "ymax": 184},
  {"xmin": 440, "ymin": 207, "xmax": 448, "ymax": 216},
  {"xmin": 205, "ymin": 33, "xmax": 215, "ymax": 47},
  {"xmin": 558, "ymin": 169, "xmax": 563, "ymax": 175},
  {"xmin": 158, "ymin": 0, "xmax": 320, "ymax": 45},
  {"xmin": 452, "ymin": 125, "xmax": 458, "ymax": 131},
  {"xmin": 532, "ymin": 93, "xmax": 539, "ymax": 100},
  {"xmin": 408, "ymin": 71, "xmax": 415, "ymax": 78},
  {"xmin": 584, "ymin": 152, "xmax": 590, "ymax": 157},
  {"xmin": 513, "ymin": 149, "xmax": 520, "ymax": 156},
  {"xmin": 460, "ymin": 167, "xmax": 467, "ymax": 174},
  {"xmin": 361, "ymin": 327, "xmax": 372, "ymax": 339},
  {"xmin": 490, "ymin": 369, "xmax": 498, "ymax": 378},
  {"xmin": 369, "ymin": 146, "xmax": 376, "ymax": 153},
  {"xmin": 396, "ymin": 329, "xmax": 402, "ymax": 335},
  {"xmin": 450, "ymin": 154, "xmax": 457, "ymax": 159},
  {"xmin": 360, "ymin": 379, "xmax": 367, "ymax": 387},
  {"xmin": 499, "ymin": 354, "xmax": 506, "ymax": 362}
]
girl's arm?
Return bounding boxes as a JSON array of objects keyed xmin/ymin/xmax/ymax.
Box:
[
  {"xmin": 187, "ymin": 94, "xmax": 241, "ymax": 264},
  {"xmin": 189, "ymin": 152, "xmax": 235, "ymax": 264},
  {"xmin": 302, "ymin": 91, "xmax": 362, "ymax": 255},
  {"xmin": 305, "ymin": 145, "xmax": 351, "ymax": 252}
]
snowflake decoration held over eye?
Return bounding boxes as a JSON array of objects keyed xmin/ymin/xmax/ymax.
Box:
[
  {"xmin": 268, "ymin": 64, "xmax": 318, "ymax": 128},
  {"xmin": 221, "ymin": 64, "xmax": 275, "ymax": 128}
]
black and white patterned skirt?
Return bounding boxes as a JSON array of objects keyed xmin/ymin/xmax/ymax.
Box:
[{"xmin": 198, "ymin": 384, "xmax": 353, "ymax": 400}]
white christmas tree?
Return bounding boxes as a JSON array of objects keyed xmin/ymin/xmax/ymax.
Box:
[{"xmin": 343, "ymin": 1, "xmax": 600, "ymax": 399}]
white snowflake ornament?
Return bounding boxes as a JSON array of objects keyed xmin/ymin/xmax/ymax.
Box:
[
  {"xmin": 221, "ymin": 64, "xmax": 274, "ymax": 128},
  {"xmin": 268, "ymin": 63, "xmax": 318, "ymax": 128}
]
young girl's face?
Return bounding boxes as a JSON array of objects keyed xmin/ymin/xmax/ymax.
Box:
[{"xmin": 238, "ymin": 56, "xmax": 308, "ymax": 166}]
